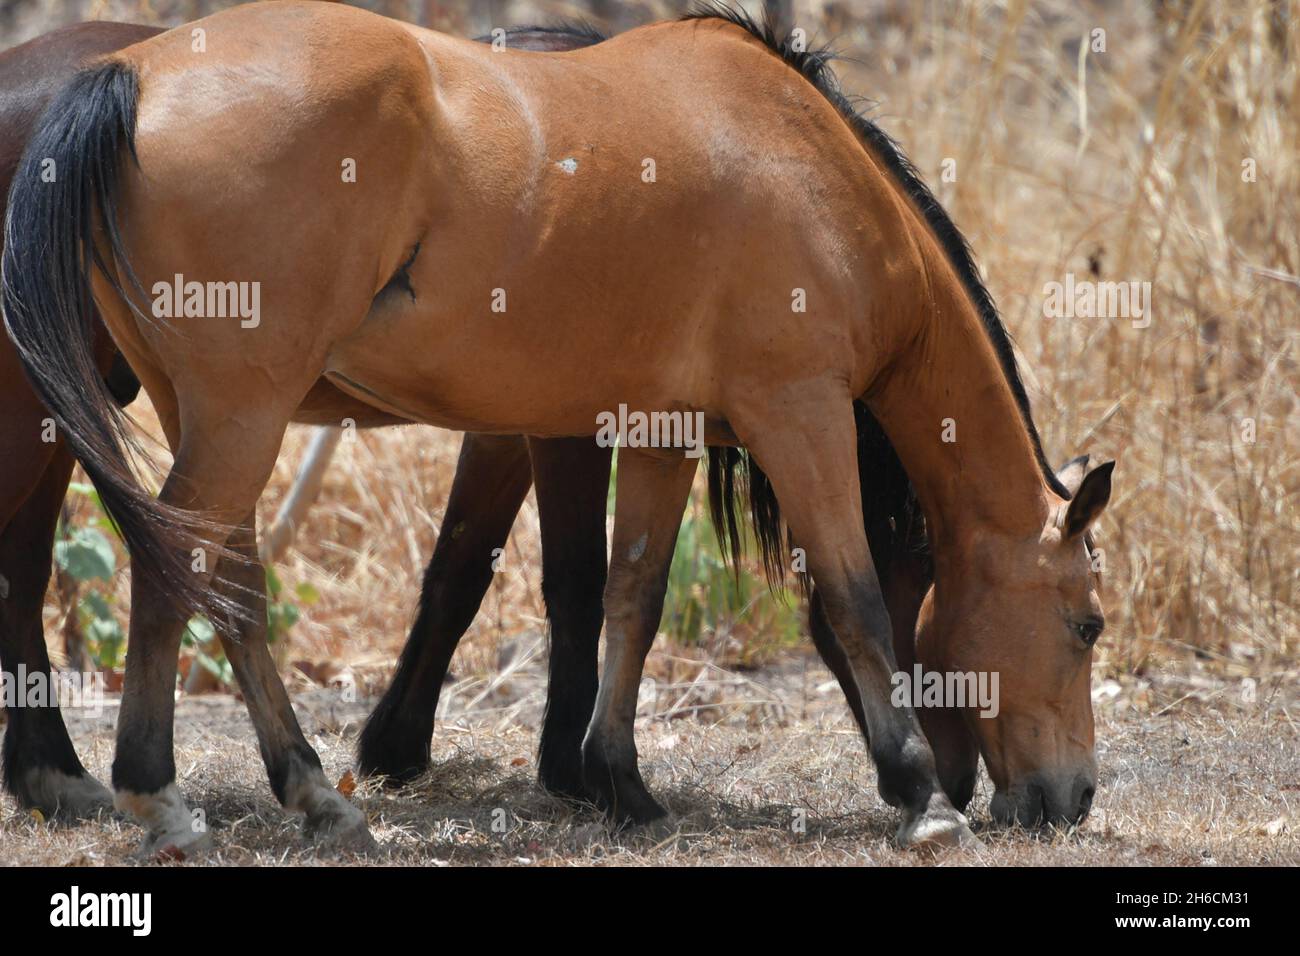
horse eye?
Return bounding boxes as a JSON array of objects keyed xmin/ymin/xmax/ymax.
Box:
[{"xmin": 1073, "ymin": 619, "xmax": 1103, "ymax": 647}]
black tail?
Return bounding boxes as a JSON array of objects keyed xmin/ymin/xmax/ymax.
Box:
[
  {"xmin": 704, "ymin": 401, "xmax": 928, "ymax": 597},
  {"xmin": 2, "ymin": 61, "xmax": 227, "ymax": 621}
]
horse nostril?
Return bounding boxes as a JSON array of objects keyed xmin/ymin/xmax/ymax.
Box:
[
  {"xmin": 1077, "ymin": 786, "xmax": 1095, "ymax": 821},
  {"xmin": 1025, "ymin": 783, "xmax": 1048, "ymax": 826}
]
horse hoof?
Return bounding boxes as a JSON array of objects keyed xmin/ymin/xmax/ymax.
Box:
[
  {"xmin": 539, "ymin": 764, "xmax": 594, "ymax": 805},
  {"xmin": 610, "ymin": 791, "xmax": 669, "ymax": 830},
  {"xmin": 18, "ymin": 769, "xmax": 115, "ymax": 821},
  {"xmin": 581, "ymin": 742, "xmax": 666, "ymax": 826},
  {"xmin": 896, "ymin": 800, "xmax": 980, "ymax": 850},
  {"xmin": 306, "ymin": 802, "xmax": 378, "ymax": 856},
  {"xmin": 135, "ymin": 825, "xmax": 213, "ymax": 862},
  {"xmin": 356, "ymin": 749, "xmax": 428, "ymax": 787},
  {"xmin": 629, "ymin": 812, "xmax": 679, "ymax": 844}
]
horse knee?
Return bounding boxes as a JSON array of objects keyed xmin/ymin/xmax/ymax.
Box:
[
  {"xmin": 818, "ymin": 574, "xmax": 895, "ymax": 660},
  {"xmin": 604, "ymin": 554, "xmax": 668, "ymax": 635}
]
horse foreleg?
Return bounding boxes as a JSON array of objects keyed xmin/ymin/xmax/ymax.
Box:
[
  {"xmin": 733, "ymin": 387, "xmax": 976, "ymax": 849},
  {"xmin": 809, "ymin": 588, "xmax": 871, "ymax": 739},
  {"xmin": 582, "ymin": 447, "xmax": 697, "ymax": 827}
]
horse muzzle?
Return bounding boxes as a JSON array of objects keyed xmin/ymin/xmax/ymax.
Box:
[{"xmin": 990, "ymin": 771, "xmax": 1096, "ymax": 828}]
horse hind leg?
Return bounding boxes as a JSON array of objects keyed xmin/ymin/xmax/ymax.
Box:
[
  {"xmin": 110, "ymin": 399, "xmax": 336, "ymax": 858},
  {"xmin": 0, "ymin": 446, "xmax": 113, "ymax": 819},
  {"xmin": 582, "ymin": 446, "xmax": 697, "ymax": 826},
  {"xmin": 216, "ymin": 514, "xmax": 373, "ymax": 852},
  {"xmin": 732, "ymin": 387, "xmax": 975, "ymax": 849}
]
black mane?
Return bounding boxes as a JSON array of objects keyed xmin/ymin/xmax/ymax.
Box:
[
  {"xmin": 683, "ymin": 2, "xmax": 1068, "ymax": 499},
  {"xmin": 473, "ymin": 21, "xmax": 608, "ymax": 47}
]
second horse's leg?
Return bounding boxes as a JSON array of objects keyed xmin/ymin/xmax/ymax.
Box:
[
  {"xmin": 528, "ymin": 437, "xmax": 612, "ymax": 800},
  {"xmin": 357, "ymin": 433, "xmax": 532, "ymax": 781},
  {"xmin": 0, "ymin": 446, "xmax": 113, "ymax": 818}
]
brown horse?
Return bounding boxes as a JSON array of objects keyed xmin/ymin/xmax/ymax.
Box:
[
  {"xmin": 3, "ymin": 2, "xmax": 1114, "ymax": 854},
  {"xmin": 0, "ymin": 17, "xmax": 923, "ymax": 827},
  {"xmin": 0, "ymin": 18, "xmax": 628, "ymax": 817}
]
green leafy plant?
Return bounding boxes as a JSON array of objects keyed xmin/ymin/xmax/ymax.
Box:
[
  {"xmin": 661, "ymin": 504, "xmax": 803, "ymax": 663},
  {"xmin": 54, "ymin": 486, "xmax": 125, "ymax": 669},
  {"xmin": 607, "ymin": 452, "xmax": 804, "ymax": 661},
  {"xmin": 180, "ymin": 615, "xmax": 232, "ymax": 686},
  {"xmin": 267, "ymin": 567, "xmax": 318, "ymax": 645},
  {"xmin": 55, "ymin": 482, "xmax": 316, "ymax": 684}
]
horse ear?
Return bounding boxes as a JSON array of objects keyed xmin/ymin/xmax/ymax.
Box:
[
  {"xmin": 1062, "ymin": 460, "xmax": 1114, "ymax": 540},
  {"xmin": 1055, "ymin": 454, "xmax": 1090, "ymax": 497}
]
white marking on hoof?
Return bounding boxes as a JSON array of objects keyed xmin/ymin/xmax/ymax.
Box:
[
  {"xmin": 20, "ymin": 768, "xmax": 114, "ymax": 820},
  {"xmin": 286, "ymin": 772, "xmax": 378, "ymax": 855},
  {"xmin": 557, "ymin": 157, "xmax": 578, "ymax": 175},
  {"xmin": 896, "ymin": 802, "xmax": 980, "ymax": 850},
  {"xmin": 117, "ymin": 783, "xmax": 212, "ymax": 861}
]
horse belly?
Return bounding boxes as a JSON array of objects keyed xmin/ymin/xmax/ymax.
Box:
[{"xmin": 323, "ymin": 308, "xmax": 629, "ymax": 437}]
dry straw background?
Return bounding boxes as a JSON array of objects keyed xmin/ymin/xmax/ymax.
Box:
[{"xmin": 0, "ymin": 0, "xmax": 1295, "ymax": 864}]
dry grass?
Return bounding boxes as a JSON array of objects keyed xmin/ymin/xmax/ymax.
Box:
[
  {"xmin": 2, "ymin": 0, "xmax": 1296, "ymax": 864},
  {"xmin": 0, "ymin": 668, "xmax": 1295, "ymax": 865}
]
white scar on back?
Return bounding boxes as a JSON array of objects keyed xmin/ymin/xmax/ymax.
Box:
[{"xmin": 557, "ymin": 157, "xmax": 578, "ymax": 175}]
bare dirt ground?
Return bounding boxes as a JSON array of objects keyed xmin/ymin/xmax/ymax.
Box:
[{"xmin": 2, "ymin": 650, "xmax": 1295, "ymax": 866}]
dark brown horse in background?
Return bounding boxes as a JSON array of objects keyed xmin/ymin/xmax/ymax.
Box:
[
  {"xmin": 0, "ymin": 17, "xmax": 936, "ymax": 830},
  {"xmin": 0, "ymin": 21, "xmax": 160, "ymax": 818}
]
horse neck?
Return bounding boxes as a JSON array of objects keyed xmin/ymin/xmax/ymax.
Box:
[{"xmin": 867, "ymin": 259, "xmax": 1052, "ymax": 559}]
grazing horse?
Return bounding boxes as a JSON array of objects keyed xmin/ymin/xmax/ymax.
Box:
[
  {"xmin": 3, "ymin": 2, "xmax": 1114, "ymax": 853},
  {"xmin": 0, "ymin": 16, "xmax": 921, "ymax": 826}
]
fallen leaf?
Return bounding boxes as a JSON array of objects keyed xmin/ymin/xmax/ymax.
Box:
[
  {"xmin": 510, "ymin": 757, "xmax": 528, "ymax": 767},
  {"xmin": 337, "ymin": 770, "xmax": 357, "ymax": 797}
]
